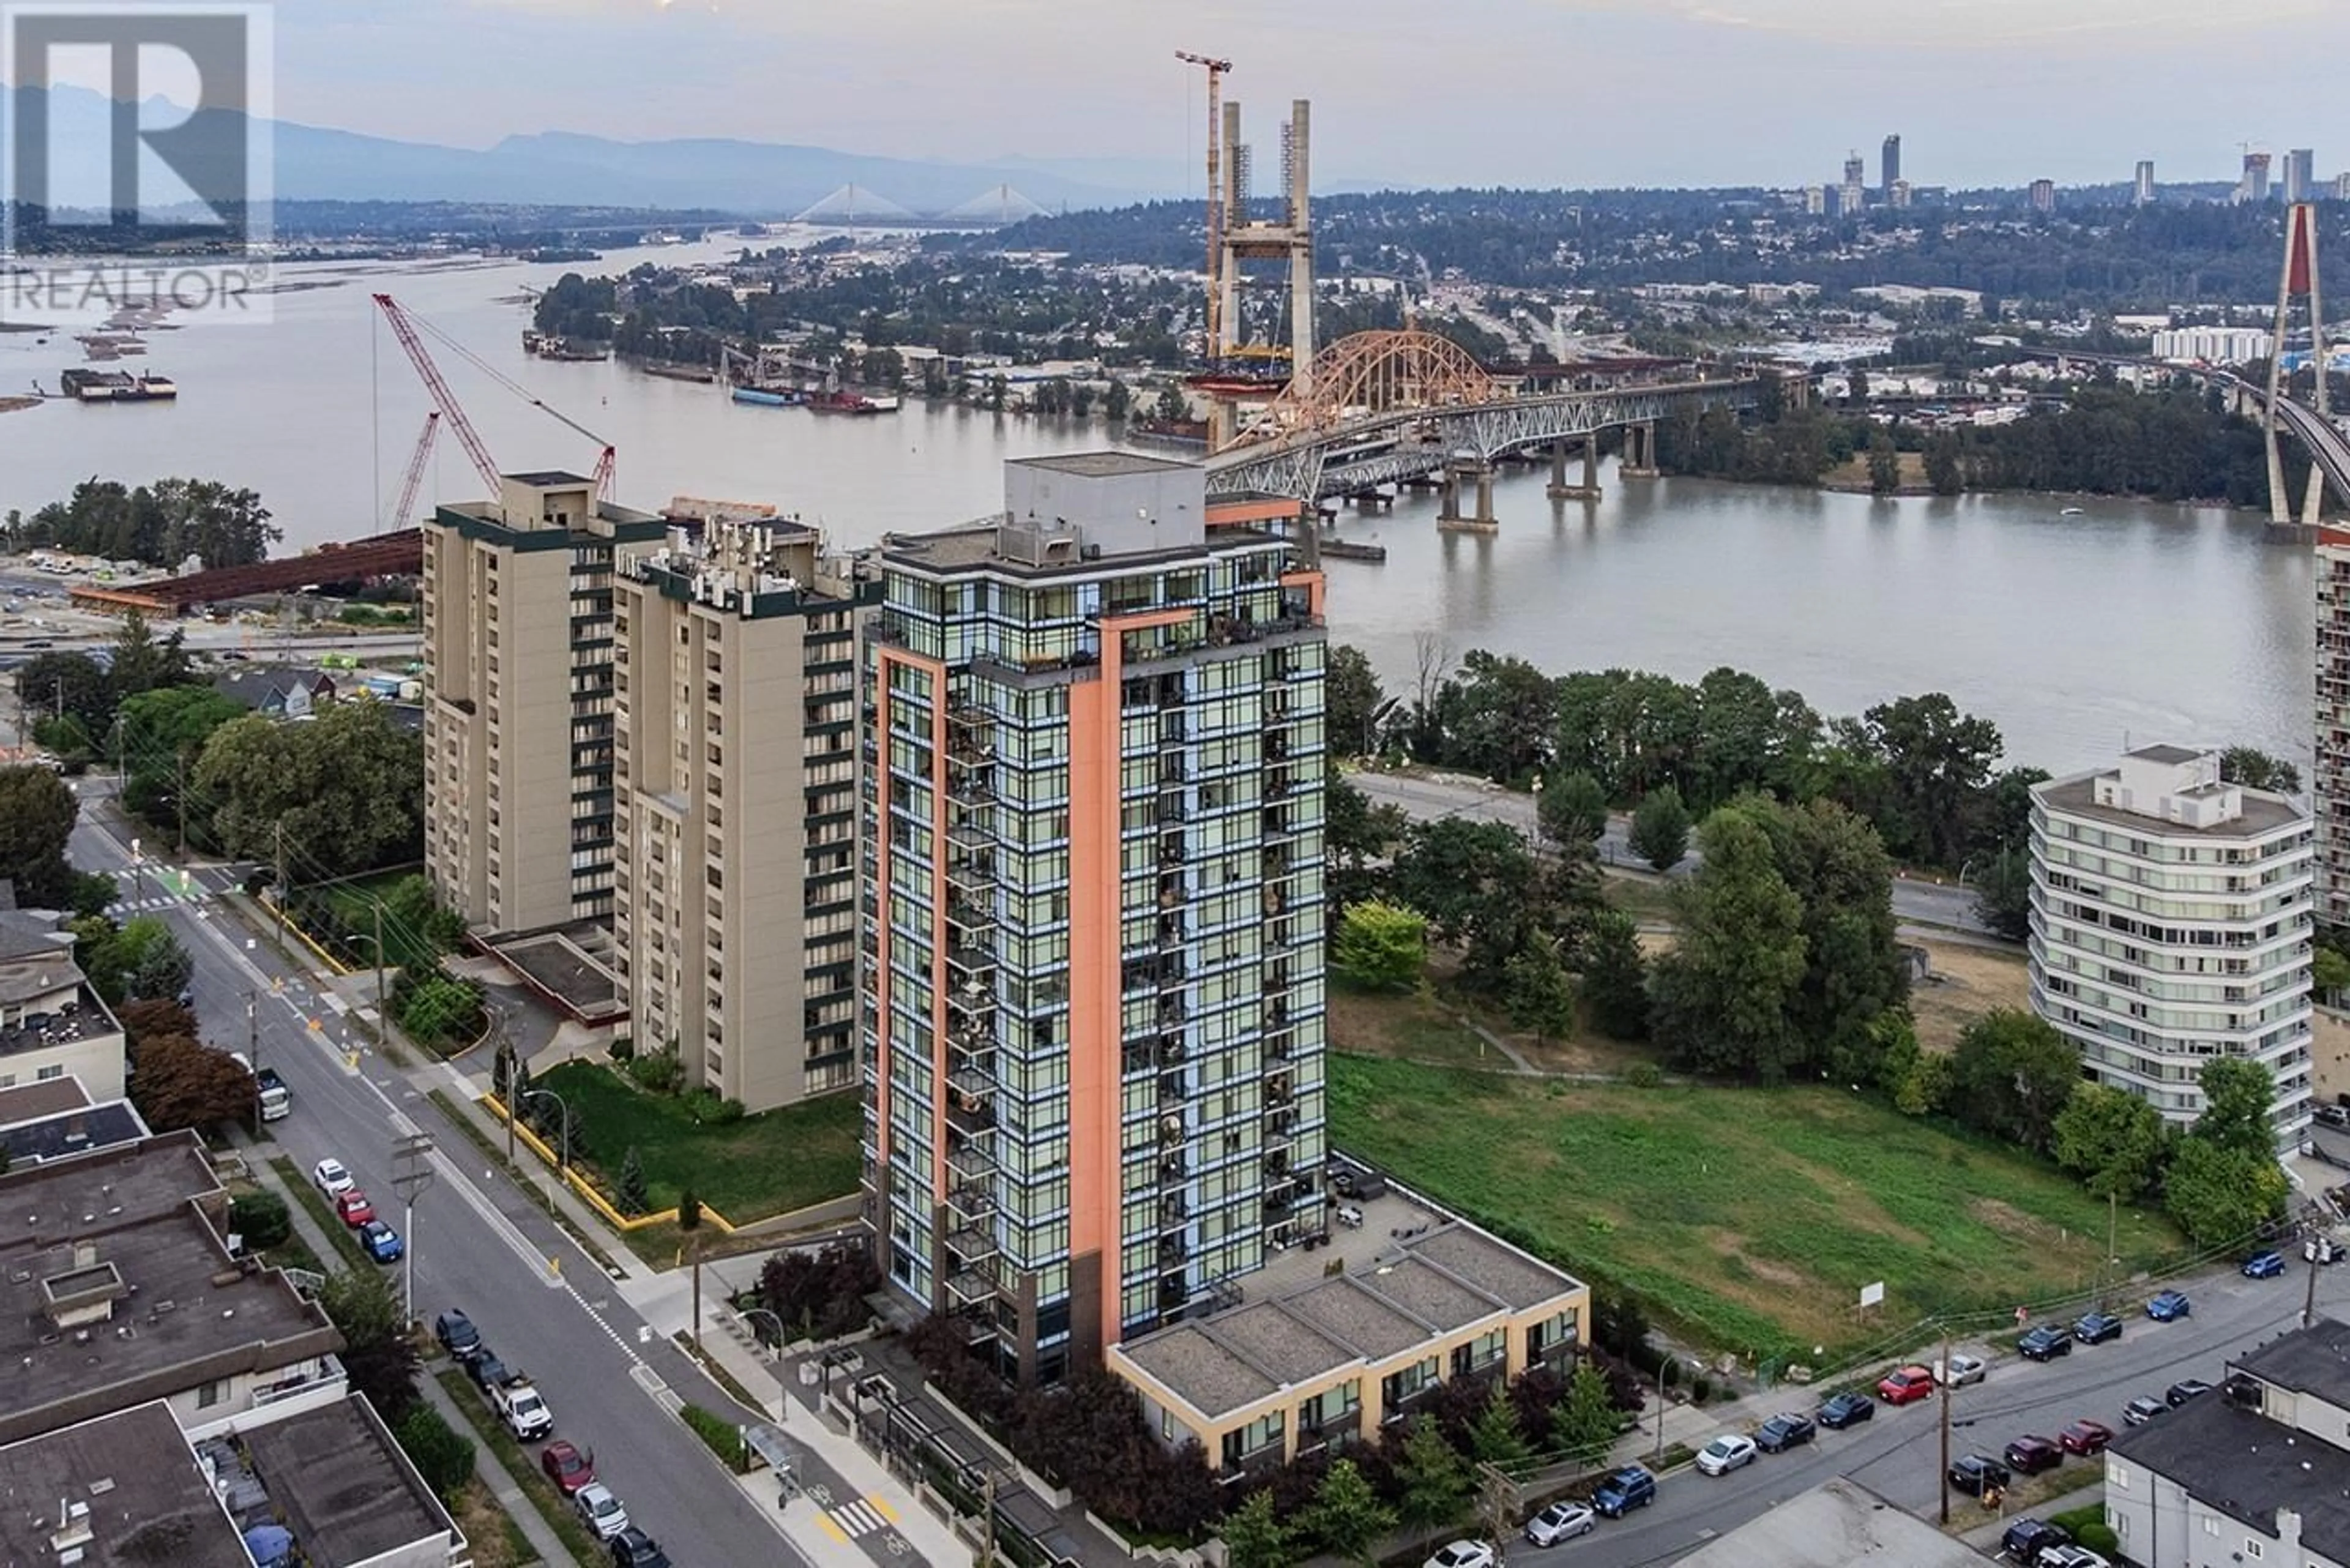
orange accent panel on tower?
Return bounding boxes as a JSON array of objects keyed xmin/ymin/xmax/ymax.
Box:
[{"xmin": 1278, "ymin": 568, "xmax": 1326, "ymax": 620}]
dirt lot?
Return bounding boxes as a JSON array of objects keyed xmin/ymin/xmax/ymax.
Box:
[{"xmin": 1911, "ymin": 938, "xmax": 2031, "ymax": 1053}]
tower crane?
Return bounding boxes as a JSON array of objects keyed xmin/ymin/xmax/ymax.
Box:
[
  {"xmin": 383, "ymin": 411, "xmax": 441, "ymax": 528},
  {"xmin": 1176, "ymin": 50, "xmax": 1233, "ymax": 363},
  {"xmin": 371, "ymin": 292, "xmax": 618, "ymax": 500}
]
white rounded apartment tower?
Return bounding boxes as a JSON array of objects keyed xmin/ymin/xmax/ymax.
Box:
[{"xmin": 2028, "ymin": 745, "xmax": 2315, "ymax": 1146}]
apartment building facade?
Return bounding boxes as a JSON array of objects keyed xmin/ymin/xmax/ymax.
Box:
[
  {"xmin": 422, "ymin": 473, "xmax": 664, "ymax": 933},
  {"xmin": 862, "ymin": 454, "xmax": 1331, "ymax": 1384},
  {"xmin": 2028, "ymin": 745, "xmax": 2315, "ymax": 1140},
  {"xmin": 611, "ymin": 517, "xmax": 876, "ymax": 1110},
  {"xmin": 2319, "ymin": 527, "xmax": 2350, "ymax": 926}
]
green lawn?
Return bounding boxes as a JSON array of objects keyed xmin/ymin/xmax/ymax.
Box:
[
  {"xmin": 1329, "ymin": 1054, "xmax": 2184, "ymax": 1359},
  {"xmin": 535, "ymin": 1061, "xmax": 861, "ymax": 1222},
  {"xmin": 319, "ymin": 869, "xmax": 443, "ymax": 972}
]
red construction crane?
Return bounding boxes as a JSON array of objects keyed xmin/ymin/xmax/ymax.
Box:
[
  {"xmin": 371, "ymin": 291, "xmax": 618, "ymax": 500},
  {"xmin": 384, "ymin": 411, "xmax": 440, "ymax": 527}
]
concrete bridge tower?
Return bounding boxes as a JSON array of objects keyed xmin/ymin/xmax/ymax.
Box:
[{"xmin": 2267, "ymin": 202, "xmax": 2332, "ymax": 526}]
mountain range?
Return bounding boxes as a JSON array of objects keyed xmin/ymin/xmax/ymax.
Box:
[{"xmin": 0, "ymin": 85, "xmax": 1173, "ymax": 214}]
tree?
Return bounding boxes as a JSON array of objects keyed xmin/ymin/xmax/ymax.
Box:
[
  {"xmin": 1331, "ymin": 898, "xmax": 1428, "ymax": 991},
  {"xmin": 115, "ymin": 916, "xmax": 192, "ymax": 1003},
  {"xmin": 757, "ymin": 1241, "xmax": 881, "ymax": 1342},
  {"xmin": 69, "ymin": 870, "xmax": 116, "ymax": 919},
  {"xmin": 1503, "ymin": 938, "xmax": 1576, "ymax": 1041},
  {"xmin": 1468, "ymin": 1386, "xmax": 1534, "ymax": 1467},
  {"xmin": 227, "ymin": 1191, "xmax": 291, "ymax": 1252},
  {"xmin": 0, "ymin": 764, "xmax": 78, "ymax": 907},
  {"xmin": 1103, "ymin": 378, "xmax": 1132, "ymax": 422},
  {"xmin": 1628, "ymin": 786, "xmax": 1691, "ymax": 871},
  {"xmin": 2193, "ymin": 1056, "xmax": 2278, "ymax": 1160},
  {"xmin": 1392, "ymin": 1419, "xmax": 1474, "ymax": 1550},
  {"xmin": 1924, "ymin": 433, "xmax": 1964, "ymax": 496},
  {"xmin": 1539, "ymin": 770, "xmax": 1610, "ymax": 849},
  {"xmin": 1221, "ymin": 1488, "xmax": 1291, "ymax": 1568},
  {"xmin": 1745, "ymin": 796, "xmax": 1908, "ymax": 1082},
  {"xmin": 1304, "ymin": 1458, "xmax": 1393, "ymax": 1567},
  {"xmin": 319, "ymin": 1267, "xmax": 420, "ymax": 1421},
  {"xmin": 392, "ymin": 1406, "xmax": 474, "ymax": 1504},
  {"xmin": 118, "ymin": 684, "xmax": 245, "ymax": 843},
  {"xmin": 1856, "ymin": 693, "xmax": 2003, "ymax": 868},
  {"xmin": 127, "ymin": 1035, "xmax": 255, "ymax": 1133},
  {"xmin": 1646, "ymin": 808, "xmax": 1808, "ymax": 1078},
  {"xmin": 2051, "ymin": 1083, "xmax": 2168, "ymax": 1201},
  {"xmin": 106, "ymin": 610, "xmax": 192, "ymax": 700},
  {"xmin": 1867, "ymin": 429, "xmax": 1901, "ymax": 495},
  {"xmin": 2220, "ymin": 746, "xmax": 2301, "ymax": 796},
  {"xmin": 1328, "ymin": 644, "xmax": 1386, "ymax": 757},
  {"xmin": 616, "ymin": 1146, "xmax": 650, "ymax": 1215},
  {"xmin": 1551, "ymin": 1362, "xmax": 1623, "ymax": 1465},
  {"xmin": 13, "ymin": 652, "xmax": 114, "ymax": 746},
  {"xmin": 2317, "ymin": 945, "xmax": 2350, "ymax": 1007},
  {"xmin": 1580, "ymin": 911, "xmax": 1649, "ymax": 1040},
  {"xmin": 2165, "ymin": 1136, "xmax": 2288, "ymax": 1249},
  {"xmin": 195, "ymin": 700, "xmax": 426, "ymax": 879},
  {"xmin": 1972, "ymin": 845, "xmax": 2033, "ymax": 941},
  {"xmin": 1152, "ymin": 381, "xmax": 1189, "ymax": 422},
  {"xmin": 117, "ymin": 995, "xmax": 197, "ymax": 1047},
  {"xmin": 1946, "ymin": 1009, "xmax": 2078, "ymax": 1152},
  {"xmin": 398, "ymin": 972, "xmax": 482, "ymax": 1049},
  {"xmin": 678, "ymin": 1189, "xmax": 703, "ymax": 1233}
]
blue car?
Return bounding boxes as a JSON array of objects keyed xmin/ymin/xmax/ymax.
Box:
[
  {"xmin": 359, "ymin": 1219, "xmax": 404, "ymax": 1263},
  {"xmin": 2146, "ymin": 1290, "xmax": 2191, "ymax": 1321},
  {"xmin": 2244, "ymin": 1251, "xmax": 2286, "ymax": 1279}
]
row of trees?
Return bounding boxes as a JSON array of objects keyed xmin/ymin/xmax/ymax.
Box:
[{"xmin": 2, "ymin": 478, "xmax": 278, "ymax": 569}]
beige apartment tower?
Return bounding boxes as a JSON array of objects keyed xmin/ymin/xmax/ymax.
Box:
[
  {"xmin": 423, "ymin": 472, "xmax": 665, "ymax": 934},
  {"xmin": 612, "ymin": 517, "xmax": 877, "ymax": 1110}
]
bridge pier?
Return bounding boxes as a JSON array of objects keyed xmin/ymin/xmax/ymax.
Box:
[
  {"xmin": 1546, "ymin": 433, "xmax": 1603, "ymax": 500},
  {"xmin": 1349, "ymin": 488, "xmax": 1392, "ymax": 512},
  {"xmin": 1437, "ymin": 460, "xmax": 1499, "ymax": 532},
  {"xmin": 1619, "ymin": 422, "xmax": 1660, "ymax": 479}
]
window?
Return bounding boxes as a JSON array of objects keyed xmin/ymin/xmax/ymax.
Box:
[
  {"xmin": 196, "ymin": 1379, "xmax": 226, "ymax": 1409},
  {"xmin": 34, "ymin": 1064, "xmax": 62, "ymax": 1081}
]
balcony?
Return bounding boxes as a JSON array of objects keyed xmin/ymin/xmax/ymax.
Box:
[
  {"xmin": 944, "ymin": 1214, "xmax": 998, "ymax": 1263},
  {"xmin": 946, "ymin": 898, "xmax": 993, "ymax": 939},
  {"xmin": 944, "ymin": 1253, "xmax": 1002, "ymax": 1307},
  {"xmin": 1156, "ymin": 1154, "xmax": 1189, "ymax": 1188},
  {"xmin": 948, "ymin": 1091, "xmax": 996, "ymax": 1136},
  {"xmin": 947, "ymin": 816, "xmax": 994, "ymax": 856},
  {"xmin": 946, "ymin": 1133, "xmax": 997, "ymax": 1185},
  {"xmin": 947, "ymin": 854, "xmax": 996, "ymax": 899},
  {"xmin": 1158, "ymin": 1071, "xmax": 1188, "ymax": 1108},
  {"xmin": 949, "ymin": 773, "xmax": 996, "ymax": 808},
  {"xmin": 949, "ymin": 1051, "xmax": 994, "ymax": 1100},
  {"xmin": 944, "ymin": 1180, "xmax": 994, "ymax": 1229},
  {"xmin": 1158, "ymin": 834, "xmax": 1187, "ymax": 868},
  {"xmin": 947, "ymin": 980, "xmax": 995, "ymax": 1029},
  {"xmin": 951, "ymin": 1305, "xmax": 999, "ymax": 1346},
  {"xmin": 947, "ymin": 935, "xmax": 998, "ymax": 985}
]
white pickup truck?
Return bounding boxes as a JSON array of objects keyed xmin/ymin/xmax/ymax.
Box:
[{"xmin": 489, "ymin": 1375, "xmax": 553, "ymax": 1441}]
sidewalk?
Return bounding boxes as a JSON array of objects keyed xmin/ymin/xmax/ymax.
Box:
[
  {"xmin": 245, "ymin": 1148, "xmax": 581, "ymax": 1568},
  {"xmin": 640, "ymin": 1289, "xmax": 975, "ymax": 1568}
]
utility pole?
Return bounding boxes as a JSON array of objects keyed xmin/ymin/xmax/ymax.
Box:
[
  {"xmin": 390, "ymin": 1132, "xmax": 435, "ymax": 1327},
  {"xmin": 1938, "ymin": 1327, "xmax": 1954, "ymax": 1525},
  {"xmin": 174, "ymin": 750, "xmax": 187, "ymax": 856},
  {"xmin": 2307, "ymin": 1208, "xmax": 2324, "ymax": 1328},
  {"xmin": 272, "ymin": 821, "xmax": 288, "ymax": 953},
  {"xmin": 1477, "ymin": 1461, "xmax": 1516, "ymax": 1567},
  {"xmin": 1653, "ymin": 1357, "xmax": 1668, "ymax": 1464},
  {"xmin": 373, "ymin": 899, "xmax": 387, "ymax": 1023},
  {"xmin": 247, "ymin": 992, "xmax": 260, "ymax": 1126},
  {"xmin": 499, "ymin": 1040, "xmax": 516, "ymax": 1164},
  {"xmin": 979, "ymin": 1472, "xmax": 998, "ymax": 1568}
]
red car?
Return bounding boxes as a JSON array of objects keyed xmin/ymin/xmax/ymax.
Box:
[
  {"xmin": 335, "ymin": 1190, "xmax": 376, "ymax": 1227},
  {"xmin": 2059, "ymin": 1419, "xmax": 2114, "ymax": 1456},
  {"xmin": 540, "ymin": 1439, "xmax": 595, "ymax": 1495},
  {"xmin": 2004, "ymin": 1435, "xmax": 2064, "ymax": 1474},
  {"xmin": 1876, "ymin": 1365, "xmax": 1935, "ymax": 1405}
]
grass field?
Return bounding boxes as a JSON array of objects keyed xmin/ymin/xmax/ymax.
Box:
[
  {"xmin": 535, "ymin": 1061, "xmax": 860, "ymax": 1222},
  {"xmin": 318, "ymin": 868, "xmax": 442, "ymax": 971},
  {"xmin": 1329, "ymin": 1053, "xmax": 2183, "ymax": 1359}
]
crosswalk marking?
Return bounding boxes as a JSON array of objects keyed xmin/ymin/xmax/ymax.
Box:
[{"xmin": 828, "ymin": 1498, "xmax": 891, "ymax": 1537}]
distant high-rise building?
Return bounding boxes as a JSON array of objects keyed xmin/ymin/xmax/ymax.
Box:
[
  {"xmin": 2286, "ymin": 148, "xmax": 2316, "ymax": 205},
  {"xmin": 1880, "ymin": 135, "xmax": 1901, "ymax": 198},
  {"xmin": 1231, "ymin": 143, "xmax": 1254, "ymax": 212},
  {"xmin": 2135, "ymin": 160, "xmax": 2156, "ymax": 206},
  {"xmin": 2029, "ymin": 179, "xmax": 2056, "ymax": 214},
  {"xmin": 2337, "ymin": 171, "xmax": 2350, "ymax": 203},
  {"xmin": 1837, "ymin": 152, "xmax": 1865, "ymax": 217},
  {"xmin": 1802, "ymin": 185, "xmax": 1826, "ymax": 216},
  {"xmin": 2240, "ymin": 151, "xmax": 2274, "ymax": 204},
  {"xmin": 1889, "ymin": 179, "xmax": 1913, "ymax": 209}
]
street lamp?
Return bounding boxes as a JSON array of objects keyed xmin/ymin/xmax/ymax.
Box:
[
  {"xmin": 517, "ymin": 1086, "xmax": 572, "ymax": 1182},
  {"xmin": 737, "ymin": 1305, "xmax": 786, "ymax": 1362}
]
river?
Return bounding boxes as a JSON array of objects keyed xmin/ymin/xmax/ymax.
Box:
[{"xmin": 0, "ymin": 239, "xmax": 2315, "ymax": 778}]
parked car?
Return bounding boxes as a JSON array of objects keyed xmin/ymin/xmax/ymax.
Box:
[
  {"xmin": 2310, "ymin": 1235, "xmax": 2343, "ymax": 1266},
  {"xmin": 2073, "ymin": 1312, "xmax": 2124, "ymax": 1345},
  {"xmin": 311, "ymin": 1157, "xmax": 354, "ymax": 1197},
  {"xmin": 1524, "ymin": 1501, "xmax": 1595, "ymax": 1547},
  {"xmin": 1695, "ymin": 1435, "xmax": 1758, "ymax": 1476},
  {"xmin": 2318, "ymin": 1103, "xmax": 2350, "ymax": 1129},
  {"xmin": 433, "ymin": 1310, "xmax": 483, "ymax": 1360},
  {"xmin": 2145, "ymin": 1290, "xmax": 2191, "ymax": 1322},
  {"xmin": 2059, "ymin": 1419, "xmax": 2113, "ymax": 1456},
  {"xmin": 1753, "ymin": 1412, "xmax": 1816, "ymax": 1452},
  {"xmin": 1876, "ymin": 1365, "xmax": 1936, "ymax": 1404},
  {"xmin": 335, "ymin": 1190, "xmax": 377, "ymax": 1228},
  {"xmin": 542, "ymin": 1440, "xmax": 596, "ymax": 1496},
  {"xmin": 1816, "ymin": 1391, "xmax": 1875, "ymax": 1428},
  {"xmin": 358, "ymin": 1220, "xmax": 403, "ymax": 1263},
  {"xmin": 2122, "ymin": 1395, "xmax": 2167, "ymax": 1426},
  {"xmin": 2244, "ymin": 1250, "xmax": 2287, "ymax": 1279},
  {"xmin": 1422, "ymin": 1543, "xmax": 1496, "ymax": 1568},
  {"xmin": 1591, "ymin": 1465, "xmax": 1657, "ymax": 1517},
  {"xmin": 1948, "ymin": 1455, "xmax": 2012, "ymax": 1497},
  {"xmin": 609, "ymin": 1529, "xmax": 671, "ymax": 1568},
  {"xmin": 2166, "ymin": 1378, "xmax": 2215, "ymax": 1407},
  {"xmin": 2003, "ymin": 1435, "xmax": 2062, "ymax": 1474},
  {"xmin": 574, "ymin": 1483, "xmax": 629, "ymax": 1541},
  {"xmin": 1934, "ymin": 1353, "xmax": 1986, "ymax": 1387},
  {"xmin": 2018, "ymin": 1325, "xmax": 2073, "ymax": 1361},
  {"xmin": 2002, "ymin": 1518, "xmax": 2073, "ymax": 1563},
  {"xmin": 2037, "ymin": 1547, "xmax": 2111, "ymax": 1568},
  {"xmin": 465, "ymin": 1350, "xmax": 510, "ymax": 1391}
]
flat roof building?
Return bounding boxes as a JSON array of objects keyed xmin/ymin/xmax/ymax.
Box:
[
  {"xmin": 0, "ymin": 1075, "xmax": 147, "ymax": 1165},
  {"xmin": 0, "ymin": 1403, "xmax": 251, "ymax": 1568},
  {"xmin": 423, "ymin": 472, "xmax": 666, "ymax": 933},
  {"xmin": 864, "ymin": 453, "xmax": 1332, "ymax": 1384},
  {"xmin": 0, "ymin": 1132, "xmax": 346, "ymax": 1444},
  {"xmin": 2029, "ymin": 746, "xmax": 2314, "ymax": 1140},
  {"xmin": 226, "ymin": 1394, "xmax": 471, "ymax": 1567},
  {"xmin": 612, "ymin": 515, "xmax": 879, "ymax": 1109},
  {"xmin": 0, "ymin": 903, "xmax": 127, "ymax": 1102}
]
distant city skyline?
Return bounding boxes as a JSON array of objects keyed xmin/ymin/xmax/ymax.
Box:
[{"xmin": 21, "ymin": 1, "xmax": 2350, "ymax": 194}]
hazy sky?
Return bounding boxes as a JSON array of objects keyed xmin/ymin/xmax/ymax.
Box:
[{"xmin": 266, "ymin": 0, "xmax": 2350, "ymax": 192}]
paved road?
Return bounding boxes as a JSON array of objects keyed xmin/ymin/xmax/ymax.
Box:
[
  {"xmin": 69, "ymin": 786, "xmax": 918, "ymax": 1568},
  {"xmin": 1524, "ymin": 1259, "xmax": 2346, "ymax": 1568},
  {"xmin": 1351, "ymin": 769, "xmax": 1993, "ymax": 936}
]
